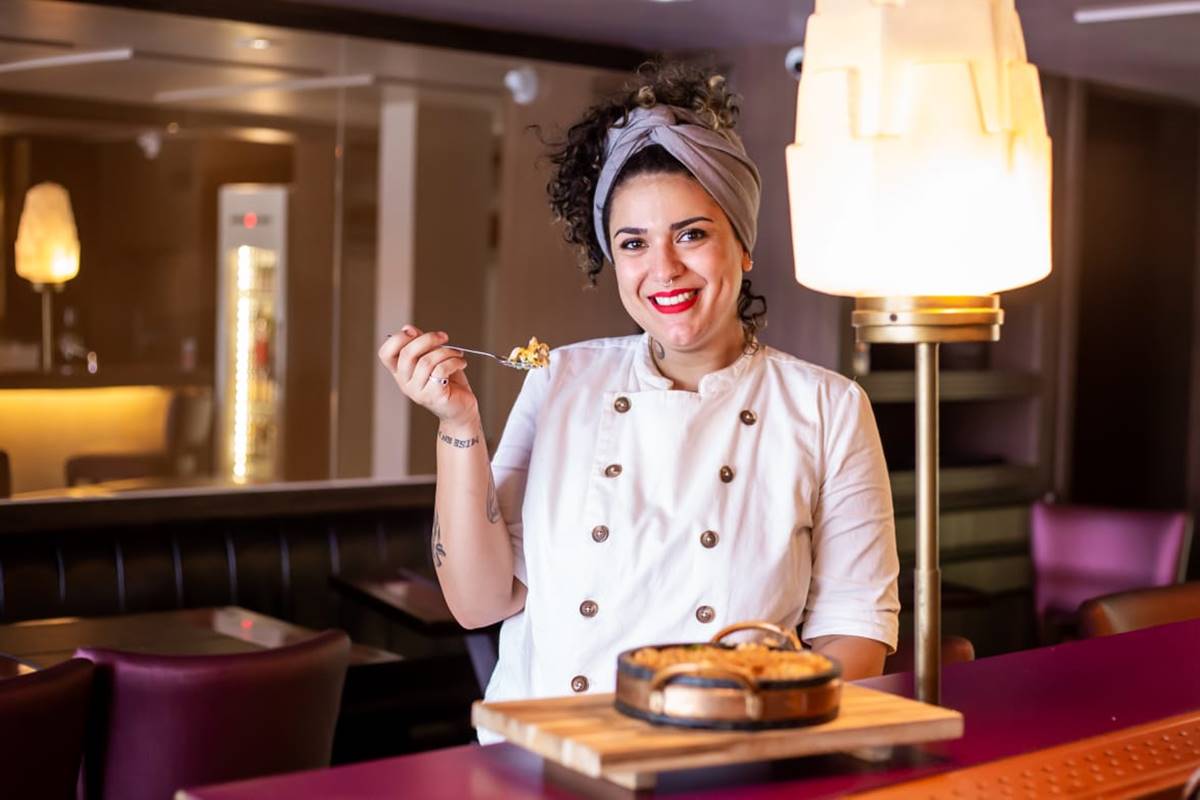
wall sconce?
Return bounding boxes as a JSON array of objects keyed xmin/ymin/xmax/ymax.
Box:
[
  {"xmin": 15, "ymin": 182, "xmax": 81, "ymax": 373},
  {"xmin": 787, "ymin": 0, "xmax": 1052, "ymax": 704}
]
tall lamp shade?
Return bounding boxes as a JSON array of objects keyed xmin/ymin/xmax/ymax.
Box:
[
  {"xmin": 16, "ymin": 182, "xmax": 80, "ymax": 286},
  {"xmin": 786, "ymin": 0, "xmax": 1052, "ymax": 705},
  {"xmin": 788, "ymin": 0, "xmax": 1051, "ymax": 297},
  {"xmin": 15, "ymin": 182, "xmax": 81, "ymax": 371}
]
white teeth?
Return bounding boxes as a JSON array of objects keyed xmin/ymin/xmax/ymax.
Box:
[{"xmin": 654, "ymin": 290, "xmax": 697, "ymax": 307}]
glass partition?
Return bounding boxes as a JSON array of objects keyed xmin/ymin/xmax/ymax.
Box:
[{"xmin": 0, "ymin": 0, "xmax": 629, "ymax": 500}]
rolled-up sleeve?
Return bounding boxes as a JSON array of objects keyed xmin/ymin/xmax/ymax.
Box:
[
  {"xmin": 801, "ymin": 381, "xmax": 900, "ymax": 652},
  {"xmin": 490, "ymin": 365, "xmax": 551, "ymax": 586}
]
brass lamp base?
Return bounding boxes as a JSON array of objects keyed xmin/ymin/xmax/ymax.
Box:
[
  {"xmin": 851, "ymin": 296, "xmax": 1002, "ymax": 345},
  {"xmin": 851, "ymin": 295, "xmax": 1005, "ymax": 707},
  {"xmin": 31, "ymin": 282, "xmax": 65, "ymax": 374}
]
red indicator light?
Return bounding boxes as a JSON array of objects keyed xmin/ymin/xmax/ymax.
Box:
[
  {"xmin": 241, "ymin": 618, "xmax": 254, "ymax": 630},
  {"xmin": 242, "ymin": 212, "xmax": 258, "ymax": 229}
]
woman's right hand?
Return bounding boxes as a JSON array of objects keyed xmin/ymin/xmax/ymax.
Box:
[{"xmin": 378, "ymin": 325, "xmax": 479, "ymax": 429}]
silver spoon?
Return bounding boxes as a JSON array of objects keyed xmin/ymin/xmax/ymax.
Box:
[{"xmin": 448, "ymin": 345, "xmax": 539, "ymax": 371}]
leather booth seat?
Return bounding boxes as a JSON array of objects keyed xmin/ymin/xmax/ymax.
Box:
[{"xmin": 1079, "ymin": 582, "xmax": 1200, "ymax": 638}]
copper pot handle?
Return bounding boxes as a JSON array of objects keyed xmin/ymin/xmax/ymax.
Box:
[
  {"xmin": 647, "ymin": 662, "xmax": 763, "ymax": 720},
  {"xmin": 710, "ymin": 620, "xmax": 802, "ymax": 651}
]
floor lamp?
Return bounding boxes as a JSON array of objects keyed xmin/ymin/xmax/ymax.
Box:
[
  {"xmin": 15, "ymin": 182, "xmax": 80, "ymax": 373},
  {"xmin": 786, "ymin": 0, "xmax": 1053, "ymax": 705}
]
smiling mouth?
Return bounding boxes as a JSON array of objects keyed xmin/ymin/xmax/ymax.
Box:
[{"xmin": 649, "ymin": 289, "xmax": 700, "ymax": 313}]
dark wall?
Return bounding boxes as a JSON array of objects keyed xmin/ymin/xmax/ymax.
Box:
[{"xmin": 1071, "ymin": 90, "xmax": 1199, "ymax": 508}]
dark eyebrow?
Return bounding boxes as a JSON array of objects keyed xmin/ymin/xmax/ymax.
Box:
[
  {"xmin": 613, "ymin": 216, "xmax": 714, "ymax": 239},
  {"xmin": 670, "ymin": 216, "xmax": 713, "ymax": 231}
]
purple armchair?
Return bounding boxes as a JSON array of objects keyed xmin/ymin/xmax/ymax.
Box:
[
  {"xmin": 0, "ymin": 658, "xmax": 94, "ymax": 800},
  {"xmin": 77, "ymin": 629, "xmax": 350, "ymax": 800},
  {"xmin": 1031, "ymin": 501, "xmax": 1192, "ymax": 641}
]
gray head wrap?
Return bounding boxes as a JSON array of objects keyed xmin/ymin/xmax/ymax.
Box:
[{"xmin": 592, "ymin": 104, "xmax": 762, "ymax": 263}]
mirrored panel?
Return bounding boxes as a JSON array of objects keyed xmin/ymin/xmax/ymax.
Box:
[{"xmin": 0, "ymin": 0, "xmax": 629, "ymax": 500}]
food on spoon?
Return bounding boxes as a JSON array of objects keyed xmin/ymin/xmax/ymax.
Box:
[
  {"xmin": 507, "ymin": 336, "xmax": 550, "ymax": 368},
  {"xmin": 628, "ymin": 642, "xmax": 832, "ymax": 680}
]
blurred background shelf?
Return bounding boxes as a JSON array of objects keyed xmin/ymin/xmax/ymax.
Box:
[
  {"xmin": 0, "ymin": 368, "xmax": 212, "ymax": 390},
  {"xmin": 857, "ymin": 370, "xmax": 1041, "ymax": 404},
  {"xmin": 890, "ymin": 464, "xmax": 1042, "ymax": 516}
]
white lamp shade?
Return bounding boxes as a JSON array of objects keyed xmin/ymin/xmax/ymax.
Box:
[
  {"xmin": 15, "ymin": 182, "xmax": 80, "ymax": 285},
  {"xmin": 787, "ymin": 0, "xmax": 1051, "ymax": 297}
]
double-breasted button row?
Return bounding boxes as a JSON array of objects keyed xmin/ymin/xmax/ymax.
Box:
[
  {"xmin": 571, "ymin": 675, "xmax": 589, "ymax": 693},
  {"xmin": 580, "ymin": 600, "xmax": 599, "ymax": 618}
]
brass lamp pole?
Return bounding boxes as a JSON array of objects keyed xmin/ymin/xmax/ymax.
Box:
[{"xmin": 852, "ymin": 297, "xmax": 1002, "ymax": 704}]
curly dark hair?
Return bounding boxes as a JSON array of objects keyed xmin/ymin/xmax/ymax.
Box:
[{"xmin": 544, "ymin": 61, "xmax": 767, "ymax": 343}]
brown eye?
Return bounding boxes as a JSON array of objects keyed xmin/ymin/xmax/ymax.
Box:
[{"xmin": 678, "ymin": 228, "xmax": 706, "ymax": 243}]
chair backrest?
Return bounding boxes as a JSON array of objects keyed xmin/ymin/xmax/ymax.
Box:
[
  {"xmin": 1079, "ymin": 582, "xmax": 1200, "ymax": 638},
  {"xmin": 1030, "ymin": 501, "xmax": 1193, "ymax": 623},
  {"xmin": 77, "ymin": 629, "xmax": 350, "ymax": 800},
  {"xmin": 0, "ymin": 658, "xmax": 94, "ymax": 800}
]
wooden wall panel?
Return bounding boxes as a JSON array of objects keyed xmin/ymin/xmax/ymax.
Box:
[{"xmin": 1071, "ymin": 90, "xmax": 1199, "ymax": 509}]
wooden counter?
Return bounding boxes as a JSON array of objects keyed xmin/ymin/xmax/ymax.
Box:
[{"xmin": 0, "ymin": 370, "xmax": 213, "ymax": 495}]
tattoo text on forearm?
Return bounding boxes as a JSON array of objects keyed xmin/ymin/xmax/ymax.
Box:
[{"xmin": 437, "ymin": 430, "xmax": 479, "ymax": 449}]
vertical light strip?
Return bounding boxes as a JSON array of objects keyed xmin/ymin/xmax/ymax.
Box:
[{"xmin": 232, "ymin": 245, "xmax": 254, "ymax": 482}]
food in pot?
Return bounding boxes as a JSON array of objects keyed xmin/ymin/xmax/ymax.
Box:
[
  {"xmin": 628, "ymin": 642, "xmax": 832, "ymax": 680},
  {"xmin": 508, "ymin": 336, "xmax": 550, "ymax": 368}
]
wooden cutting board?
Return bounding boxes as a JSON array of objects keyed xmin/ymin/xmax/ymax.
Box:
[{"xmin": 472, "ymin": 684, "xmax": 963, "ymax": 790}]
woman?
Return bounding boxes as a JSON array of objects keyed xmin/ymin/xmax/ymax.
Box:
[{"xmin": 379, "ymin": 64, "xmax": 899, "ymax": 732}]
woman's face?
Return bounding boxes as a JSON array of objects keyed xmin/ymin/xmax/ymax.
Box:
[{"xmin": 608, "ymin": 171, "xmax": 750, "ymax": 355}]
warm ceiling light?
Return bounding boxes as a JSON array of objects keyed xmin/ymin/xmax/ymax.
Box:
[
  {"xmin": 0, "ymin": 48, "xmax": 132, "ymax": 75},
  {"xmin": 238, "ymin": 37, "xmax": 273, "ymax": 50},
  {"xmin": 154, "ymin": 73, "xmax": 374, "ymax": 104},
  {"xmin": 1074, "ymin": 1, "xmax": 1200, "ymax": 23}
]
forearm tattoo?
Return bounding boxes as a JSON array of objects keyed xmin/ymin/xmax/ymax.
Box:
[
  {"xmin": 486, "ymin": 473, "xmax": 501, "ymax": 524},
  {"xmin": 432, "ymin": 512, "xmax": 447, "ymax": 567},
  {"xmin": 438, "ymin": 430, "xmax": 479, "ymax": 449}
]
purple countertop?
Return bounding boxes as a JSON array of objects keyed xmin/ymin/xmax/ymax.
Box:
[{"xmin": 184, "ymin": 618, "xmax": 1200, "ymax": 799}]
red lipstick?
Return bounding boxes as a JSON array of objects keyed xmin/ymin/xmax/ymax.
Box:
[{"xmin": 648, "ymin": 288, "xmax": 701, "ymax": 314}]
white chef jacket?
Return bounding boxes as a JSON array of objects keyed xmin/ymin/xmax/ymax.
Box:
[{"xmin": 480, "ymin": 334, "xmax": 899, "ymax": 741}]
